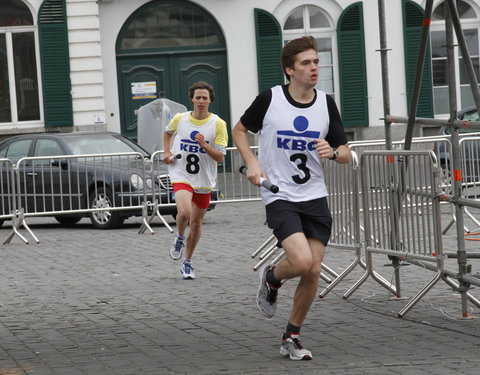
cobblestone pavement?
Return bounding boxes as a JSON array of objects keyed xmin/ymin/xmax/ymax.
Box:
[{"xmin": 1, "ymin": 201, "xmax": 480, "ymax": 375}]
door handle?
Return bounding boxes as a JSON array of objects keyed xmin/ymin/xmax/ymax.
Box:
[{"xmin": 26, "ymin": 172, "xmax": 37, "ymax": 177}]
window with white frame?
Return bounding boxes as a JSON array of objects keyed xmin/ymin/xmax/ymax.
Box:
[
  {"xmin": 0, "ymin": 0, "xmax": 41, "ymax": 125},
  {"xmin": 431, "ymin": 0, "xmax": 480, "ymax": 115},
  {"xmin": 283, "ymin": 5, "xmax": 336, "ymax": 98}
]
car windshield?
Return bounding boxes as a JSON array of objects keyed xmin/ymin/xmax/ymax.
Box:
[
  {"xmin": 462, "ymin": 111, "xmax": 479, "ymax": 122},
  {"xmin": 62, "ymin": 134, "xmax": 150, "ymax": 157}
]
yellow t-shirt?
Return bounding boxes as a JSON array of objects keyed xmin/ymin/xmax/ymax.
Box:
[
  {"xmin": 165, "ymin": 112, "xmax": 228, "ymax": 192},
  {"xmin": 166, "ymin": 112, "xmax": 228, "ymax": 149}
]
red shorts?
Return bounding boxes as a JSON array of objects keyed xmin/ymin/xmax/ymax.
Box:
[{"xmin": 173, "ymin": 183, "xmax": 212, "ymax": 209}]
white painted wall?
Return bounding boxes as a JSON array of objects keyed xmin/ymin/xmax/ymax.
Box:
[
  {"xmin": 98, "ymin": 0, "xmax": 272, "ymax": 133},
  {"xmin": 96, "ymin": 0, "xmax": 413, "ymax": 135},
  {"xmin": 98, "ymin": 0, "xmax": 150, "ymax": 133},
  {"xmin": 195, "ymin": 0, "xmax": 276, "ymax": 130},
  {"xmin": 66, "ymin": 0, "xmax": 106, "ymax": 127},
  {"xmin": 15, "ymin": 0, "xmax": 470, "ymax": 139}
]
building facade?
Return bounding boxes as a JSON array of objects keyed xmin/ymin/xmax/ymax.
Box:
[{"xmin": 1, "ymin": 0, "xmax": 479, "ymax": 142}]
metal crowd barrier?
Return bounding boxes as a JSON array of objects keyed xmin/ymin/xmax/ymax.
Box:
[
  {"xmin": 2, "ymin": 144, "xmax": 480, "ymax": 316},
  {"xmin": 343, "ymin": 150, "xmax": 480, "ymax": 317},
  {"xmin": 0, "ymin": 158, "xmax": 16, "ymax": 221},
  {"xmin": 216, "ymin": 146, "xmax": 263, "ymax": 203},
  {"xmin": 139, "ymin": 150, "xmax": 175, "ymax": 234},
  {"xmin": 139, "ymin": 147, "xmax": 264, "ymax": 234},
  {"xmin": 1, "ymin": 146, "xmax": 267, "ymax": 242},
  {"xmin": 441, "ymin": 136, "xmax": 480, "ymax": 233},
  {"xmin": 350, "ymin": 134, "xmax": 480, "ymax": 233},
  {"xmin": 320, "ymin": 151, "xmax": 396, "ymax": 297},
  {"xmin": 0, "ymin": 158, "xmax": 32, "ymax": 244},
  {"xmin": 249, "ymin": 151, "xmax": 395, "ymax": 297},
  {"xmin": 4, "ymin": 152, "xmax": 149, "ymax": 243}
]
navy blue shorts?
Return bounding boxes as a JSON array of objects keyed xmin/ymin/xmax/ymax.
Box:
[{"xmin": 265, "ymin": 198, "xmax": 332, "ymax": 247}]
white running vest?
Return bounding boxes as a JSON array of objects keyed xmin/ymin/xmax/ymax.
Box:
[
  {"xmin": 258, "ymin": 85, "xmax": 330, "ymax": 205},
  {"xmin": 169, "ymin": 113, "xmax": 218, "ymax": 193}
]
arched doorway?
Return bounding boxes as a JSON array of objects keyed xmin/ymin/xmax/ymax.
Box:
[{"xmin": 116, "ymin": 0, "xmax": 230, "ymax": 142}]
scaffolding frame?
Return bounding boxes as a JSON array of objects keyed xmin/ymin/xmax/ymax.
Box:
[{"xmin": 378, "ymin": 0, "xmax": 480, "ymax": 317}]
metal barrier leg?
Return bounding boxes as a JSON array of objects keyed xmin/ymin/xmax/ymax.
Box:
[
  {"xmin": 138, "ymin": 201, "xmax": 173, "ymax": 235},
  {"xmin": 138, "ymin": 201, "xmax": 155, "ymax": 234},
  {"xmin": 397, "ymin": 272, "xmax": 442, "ymax": 318},
  {"xmin": 342, "ymin": 269, "xmax": 370, "ymax": 299},
  {"xmin": 320, "ymin": 268, "xmax": 334, "ymax": 284},
  {"xmin": 3, "ymin": 209, "xmax": 39, "ymax": 245},
  {"xmin": 343, "ymin": 251, "xmax": 398, "ymax": 299},
  {"xmin": 319, "ymin": 248, "xmax": 362, "ymax": 298},
  {"xmin": 252, "ymin": 244, "xmax": 279, "ymax": 270},
  {"xmin": 251, "ymin": 235, "xmax": 276, "ymax": 258},
  {"xmin": 442, "ymin": 207, "xmax": 471, "ymax": 234},
  {"xmin": 463, "ymin": 207, "xmax": 480, "ymax": 231},
  {"xmin": 442, "ymin": 216, "xmax": 456, "ymax": 235},
  {"xmin": 322, "ymin": 264, "xmax": 340, "ymax": 279},
  {"xmin": 358, "ymin": 256, "xmax": 397, "ymax": 294},
  {"xmin": 21, "ymin": 220, "xmax": 39, "ymax": 244},
  {"xmin": 401, "ymin": 259, "xmax": 480, "ymax": 316},
  {"xmin": 253, "ymin": 247, "xmax": 283, "ymax": 271}
]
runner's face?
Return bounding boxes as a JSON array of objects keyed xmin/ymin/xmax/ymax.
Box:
[
  {"xmin": 286, "ymin": 49, "xmax": 319, "ymax": 87},
  {"xmin": 191, "ymin": 89, "xmax": 211, "ymax": 114}
]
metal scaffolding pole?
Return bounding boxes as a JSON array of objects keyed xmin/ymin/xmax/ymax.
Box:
[
  {"xmin": 377, "ymin": 0, "xmax": 392, "ymax": 150},
  {"xmin": 404, "ymin": 0, "xmax": 434, "ymax": 150},
  {"xmin": 446, "ymin": 0, "xmax": 475, "ymax": 318}
]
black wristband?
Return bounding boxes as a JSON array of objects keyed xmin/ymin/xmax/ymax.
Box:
[{"xmin": 329, "ymin": 148, "xmax": 338, "ymax": 160}]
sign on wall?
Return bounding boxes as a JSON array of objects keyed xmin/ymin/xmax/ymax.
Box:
[{"xmin": 131, "ymin": 82, "xmax": 157, "ymax": 100}]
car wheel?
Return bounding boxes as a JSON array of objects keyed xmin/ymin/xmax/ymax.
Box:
[
  {"xmin": 55, "ymin": 216, "xmax": 82, "ymax": 225},
  {"xmin": 88, "ymin": 187, "xmax": 124, "ymax": 229}
]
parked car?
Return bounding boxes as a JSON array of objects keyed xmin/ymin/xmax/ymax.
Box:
[
  {"xmin": 438, "ymin": 106, "xmax": 480, "ymax": 136},
  {"xmin": 435, "ymin": 106, "xmax": 480, "ymax": 189},
  {"xmin": 457, "ymin": 105, "xmax": 480, "ymax": 122},
  {"xmin": 0, "ymin": 132, "xmax": 216, "ymax": 229}
]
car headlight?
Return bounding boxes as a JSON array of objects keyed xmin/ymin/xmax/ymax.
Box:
[
  {"xmin": 130, "ymin": 173, "xmax": 144, "ymax": 189},
  {"xmin": 145, "ymin": 177, "xmax": 153, "ymax": 189}
]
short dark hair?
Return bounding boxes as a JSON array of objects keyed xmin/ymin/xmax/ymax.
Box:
[
  {"xmin": 189, "ymin": 81, "xmax": 215, "ymax": 102},
  {"xmin": 281, "ymin": 36, "xmax": 318, "ymax": 81}
]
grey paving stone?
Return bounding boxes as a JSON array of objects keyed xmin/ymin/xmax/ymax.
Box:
[{"xmin": 1, "ymin": 202, "xmax": 480, "ymax": 374}]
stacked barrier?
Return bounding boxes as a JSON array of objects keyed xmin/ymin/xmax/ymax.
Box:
[
  {"xmin": 343, "ymin": 150, "xmax": 480, "ymax": 317},
  {"xmin": 320, "ymin": 152, "xmax": 396, "ymax": 297},
  {"xmin": 446, "ymin": 137, "xmax": 480, "ymax": 232}
]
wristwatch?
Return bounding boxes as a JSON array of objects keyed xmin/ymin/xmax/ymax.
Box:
[{"xmin": 330, "ymin": 148, "xmax": 338, "ymax": 161}]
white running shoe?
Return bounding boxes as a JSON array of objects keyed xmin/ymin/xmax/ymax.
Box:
[
  {"xmin": 170, "ymin": 234, "xmax": 185, "ymax": 260},
  {"xmin": 280, "ymin": 334, "xmax": 312, "ymax": 360},
  {"xmin": 256, "ymin": 264, "xmax": 278, "ymax": 318},
  {"xmin": 181, "ymin": 261, "xmax": 195, "ymax": 280}
]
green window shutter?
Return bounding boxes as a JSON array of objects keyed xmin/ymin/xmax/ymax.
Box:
[
  {"xmin": 254, "ymin": 8, "xmax": 283, "ymax": 92},
  {"xmin": 38, "ymin": 0, "xmax": 73, "ymax": 127},
  {"xmin": 402, "ymin": 0, "xmax": 434, "ymax": 118},
  {"xmin": 337, "ymin": 3, "xmax": 368, "ymax": 127}
]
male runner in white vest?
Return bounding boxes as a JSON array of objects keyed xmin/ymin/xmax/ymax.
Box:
[
  {"xmin": 163, "ymin": 81, "xmax": 228, "ymax": 279},
  {"xmin": 233, "ymin": 36, "xmax": 351, "ymax": 360}
]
